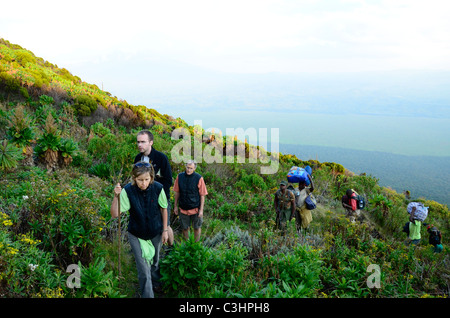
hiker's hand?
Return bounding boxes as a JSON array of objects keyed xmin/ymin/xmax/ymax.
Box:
[
  {"xmin": 173, "ymin": 206, "xmax": 178, "ymax": 215},
  {"xmin": 162, "ymin": 230, "xmax": 169, "ymax": 244},
  {"xmin": 114, "ymin": 183, "xmax": 122, "ymax": 197}
]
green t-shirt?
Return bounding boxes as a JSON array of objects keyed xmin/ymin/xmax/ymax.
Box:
[
  {"xmin": 118, "ymin": 186, "xmax": 168, "ymax": 213},
  {"xmin": 409, "ymin": 220, "xmax": 422, "ymax": 240}
]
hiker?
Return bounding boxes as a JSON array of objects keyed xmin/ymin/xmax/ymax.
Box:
[
  {"xmin": 110, "ymin": 162, "xmax": 168, "ymax": 298},
  {"xmin": 134, "ymin": 130, "xmax": 174, "ymax": 246},
  {"xmin": 173, "ymin": 160, "xmax": 208, "ymax": 241},
  {"xmin": 406, "ymin": 205, "xmax": 422, "ymax": 245},
  {"xmin": 426, "ymin": 224, "xmax": 443, "ymax": 253},
  {"xmin": 341, "ymin": 189, "xmax": 360, "ymax": 223},
  {"xmin": 295, "ymin": 174, "xmax": 315, "ymax": 231},
  {"xmin": 274, "ymin": 180, "xmax": 296, "ymax": 234},
  {"xmin": 404, "ymin": 202, "xmax": 430, "ymax": 246}
]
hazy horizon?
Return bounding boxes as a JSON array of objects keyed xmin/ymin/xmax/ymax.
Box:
[
  {"xmin": 2, "ymin": 1, "xmax": 449, "ymax": 157},
  {"xmin": 132, "ymin": 69, "xmax": 450, "ymax": 157}
]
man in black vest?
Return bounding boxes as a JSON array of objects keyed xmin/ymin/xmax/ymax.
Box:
[
  {"xmin": 173, "ymin": 160, "xmax": 208, "ymax": 241},
  {"xmin": 134, "ymin": 130, "xmax": 174, "ymax": 245}
]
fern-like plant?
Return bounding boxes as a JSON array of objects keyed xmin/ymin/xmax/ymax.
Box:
[{"xmin": 0, "ymin": 139, "xmax": 23, "ymax": 172}]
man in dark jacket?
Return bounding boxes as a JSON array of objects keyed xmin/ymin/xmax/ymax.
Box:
[{"xmin": 134, "ymin": 130, "xmax": 173, "ymax": 245}]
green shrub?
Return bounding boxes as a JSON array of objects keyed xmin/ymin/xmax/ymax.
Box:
[
  {"xmin": 73, "ymin": 94, "xmax": 98, "ymax": 116},
  {"xmin": 90, "ymin": 122, "xmax": 111, "ymax": 137},
  {"xmin": 160, "ymin": 236, "xmax": 251, "ymax": 297},
  {"xmin": 0, "ymin": 228, "xmax": 65, "ymax": 297},
  {"xmin": 87, "ymin": 133, "xmax": 117, "ymax": 160},
  {"xmin": 258, "ymin": 245, "xmax": 323, "ymax": 297},
  {"xmin": 160, "ymin": 236, "xmax": 213, "ymax": 295},
  {"xmin": 235, "ymin": 172, "xmax": 267, "ymax": 192},
  {"xmin": 59, "ymin": 138, "xmax": 78, "ymax": 159},
  {"xmin": 6, "ymin": 105, "xmax": 35, "ymax": 147},
  {"xmin": 39, "ymin": 94, "xmax": 54, "ymax": 106},
  {"xmin": 0, "ymin": 71, "xmax": 21, "ymax": 92},
  {"xmin": 6, "ymin": 169, "xmax": 107, "ymax": 267},
  {"xmin": 15, "ymin": 50, "xmax": 36, "ymax": 67},
  {"xmin": 88, "ymin": 162, "xmax": 112, "ymax": 179},
  {"xmin": 35, "ymin": 131, "xmax": 61, "ymax": 153},
  {"xmin": 68, "ymin": 257, "xmax": 125, "ymax": 298}
]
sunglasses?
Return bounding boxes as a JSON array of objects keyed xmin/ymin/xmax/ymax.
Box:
[{"xmin": 134, "ymin": 162, "xmax": 152, "ymax": 168}]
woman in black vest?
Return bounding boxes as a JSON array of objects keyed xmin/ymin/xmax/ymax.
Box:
[{"xmin": 111, "ymin": 162, "xmax": 168, "ymax": 298}]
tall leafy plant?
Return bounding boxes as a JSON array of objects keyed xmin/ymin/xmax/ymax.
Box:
[
  {"xmin": 35, "ymin": 113, "xmax": 61, "ymax": 171},
  {"xmin": 7, "ymin": 105, "xmax": 35, "ymax": 165},
  {"xmin": 0, "ymin": 139, "xmax": 22, "ymax": 172}
]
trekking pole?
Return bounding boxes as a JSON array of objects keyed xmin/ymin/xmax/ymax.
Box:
[
  {"xmin": 113, "ymin": 168, "xmax": 123, "ymax": 279},
  {"xmin": 117, "ymin": 183, "xmax": 122, "ymax": 278}
]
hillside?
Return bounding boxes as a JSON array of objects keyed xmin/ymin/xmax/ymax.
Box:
[{"xmin": 0, "ymin": 39, "xmax": 449, "ymax": 300}]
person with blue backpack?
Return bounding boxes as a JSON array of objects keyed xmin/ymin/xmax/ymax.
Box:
[{"xmin": 294, "ymin": 171, "xmax": 315, "ymax": 232}]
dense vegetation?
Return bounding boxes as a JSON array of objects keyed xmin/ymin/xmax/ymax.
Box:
[{"xmin": 0, "ymin": 39, "xmax": 448, "ymax": 298}]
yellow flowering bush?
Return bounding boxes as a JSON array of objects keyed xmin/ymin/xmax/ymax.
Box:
[
  {"xmin": 0, "ymin": 227, "xmax": 64, "ymax": 297},
  {"xmin": 1, "ymin": 167, "xmax": 109, "ymax": 293},
  {"xmin": 0, "ymin": 211, "xmax": 13, "ymax": 227}
]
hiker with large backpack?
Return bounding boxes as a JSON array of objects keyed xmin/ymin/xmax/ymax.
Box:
[
  {"xmin": 294, "ymin": 172, "xmax": 315, "ymax": 232},
  {"xmin": 110, "ymin": 162, "xmax": 169, "ymax": 298},
  {"xmin": 426, "ymin": 224, "xmax": 443, "ymax": 253},
  {"xmin": 274, "ymin": 180, "xmax": 296, "ymax": 234},
  {"xmin": 404, "ymin": 202, "xmax": 428, "ymax": 245},
  {"xmin": 341, "ymin": 189, "xmax": 364, "ymax": 223}
]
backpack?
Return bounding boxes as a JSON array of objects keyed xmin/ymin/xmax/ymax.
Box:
[
  {"xmin": 342, "ymin": 190, "xmax": 365, "ymax": 210},
  {"xmin": 354, "ymin": 194, "xmax": 366, "ymax": 210},
  {"xmin": 305, "ymin": 194, "xmax": 317, "ymax": 210},
  {"xmin": 428, "ymin": 226, "xmax": 442, "ymax": 246},
  {"xmin": 287, "ymin": 185, "xmax": 300, "ymax": 202},
  {"xmin": 287, "ymin": 166, "xmax": 310, "ymax": 184}
]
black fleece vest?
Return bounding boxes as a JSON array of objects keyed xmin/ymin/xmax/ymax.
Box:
[
  {"xmin": 124, "ymin": 181, "xmax": 164, "ymax": 240},
  {"xmin": 178, "ymin": 172, "xmax": 201, "ymax": 210}
]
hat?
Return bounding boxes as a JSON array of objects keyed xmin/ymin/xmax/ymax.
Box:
[{"xmin": 280, "ymin": 180, "xmax": 288, "ymax": 186}]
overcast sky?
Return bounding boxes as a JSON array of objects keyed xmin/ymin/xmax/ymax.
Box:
[{"xmin": 2, "ymin": 0, "xmax": 450, "ymax": 77}]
